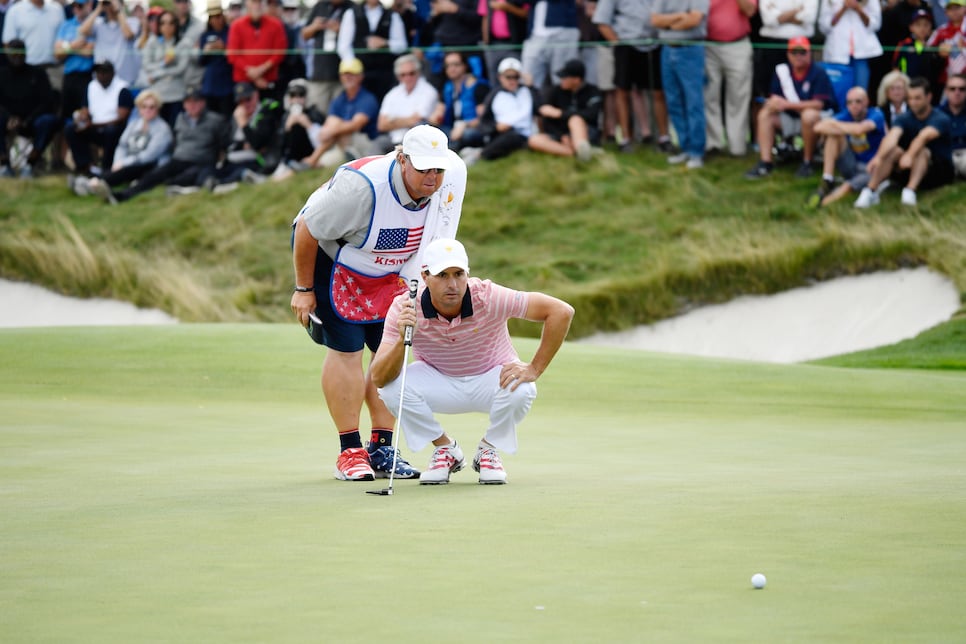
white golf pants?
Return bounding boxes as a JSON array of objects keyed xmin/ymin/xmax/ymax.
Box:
[{"xmin": 378, "ymin": 362, "xmax": 537, "ymax": 454}]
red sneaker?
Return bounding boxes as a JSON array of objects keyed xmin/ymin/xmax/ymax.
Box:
[{"xmin": 334, "ymin": 447, "xmax": 375, "ymax": 481}]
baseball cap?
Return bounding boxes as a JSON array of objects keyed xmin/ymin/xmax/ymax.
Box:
[
  {"xmin": 909, "ymin": 8, "xmax": 934, "ymax": 23},
  {"xmin": 282, "ymin": 0, "xmax": 298, "ymax": 7},
  {"xmin": 555, "ymin": 59, "xmax": 586, "ymax": 79},
  {"xmin": 339, "ymin": 58, "xmax": 364, "ymax": 74},
  {"xmin": 498, "ymin": 57, "xmax": 523, "ymax": 75},
  {"xmin": 234, "ymin": 82, "xmax": 256, "ymax": 102},
  {"xmin": 286, "ymin": 78, "xmax": 308, "ymax": 96},
  {"xmin": 184, "ymin": 85, "xmax": 204, "ymax": 100},
  {"xmin": 787, "ymin": 36, "xmax": 811, "ymax": 52},
  {"xmin": 421, "ymin": 238, "xmax": 469, "ymax": 276},
  {"xmin": 947, "ymin": 0, "xmax": 966, "ymax": 6},
  {"xmin": 401, "ymin": 125, "xmax": 453, "ymax": 172}
]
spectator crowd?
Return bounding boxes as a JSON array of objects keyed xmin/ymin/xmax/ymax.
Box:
[{"xmin": 1, "ymin": 0, "xmax": 964, "ymax": 206}]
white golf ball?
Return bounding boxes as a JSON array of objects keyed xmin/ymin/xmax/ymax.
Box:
[{"xmin": 751, "ymin": 573, "xmax": 767, "ymax": 589}]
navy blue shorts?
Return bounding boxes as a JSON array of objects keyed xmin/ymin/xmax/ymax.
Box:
[{"xmin": 305, "ymin": 247, "xmax": 385, "ymax": 354}]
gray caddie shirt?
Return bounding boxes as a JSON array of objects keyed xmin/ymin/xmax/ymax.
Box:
[
  {"xmin": 651, "ymin": 0, "xmax": 709, "ymax": 42},
  {"xmin": 299, "ymin": 157, "xmax": 429, "ymax": 261}
]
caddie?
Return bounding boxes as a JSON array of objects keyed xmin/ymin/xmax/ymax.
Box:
[{"xmin": 290, "ymin": 125, "xmax": 466, "ymax": 481}]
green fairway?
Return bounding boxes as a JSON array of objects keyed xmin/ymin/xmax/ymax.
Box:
[{"xmin": 1, "ymin": 325, "xmax": 964, "ymax": 642}]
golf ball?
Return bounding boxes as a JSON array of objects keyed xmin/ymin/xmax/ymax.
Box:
[{"xmin": 751, "ymin": 573, "xmax": 767, "ymax": 589}]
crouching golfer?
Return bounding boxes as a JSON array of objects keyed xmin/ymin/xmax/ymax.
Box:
[{"xmin": 369, "ymin": 239, "xmax": 575, "ymax": 485}]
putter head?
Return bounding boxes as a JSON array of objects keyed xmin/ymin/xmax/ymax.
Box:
[{"xmin": 366, "ymin": 488, "xmax": 392, "ymax": 496}]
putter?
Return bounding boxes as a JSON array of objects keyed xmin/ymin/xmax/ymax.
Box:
[{"xmin": 367, "ymin": 280, "xmax": 419, "ymax": 496}]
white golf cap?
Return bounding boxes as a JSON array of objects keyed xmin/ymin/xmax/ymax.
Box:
[
  {"xmin": 498, "ymin": 57, "xmax": 522, "ymax": 74},
  {"xmin": 421, "ymin": 238, "xmax": 469, "ymax": 276},
  {"xmin": 402, "ymin": 125, "xmax": 453, "ymax": 171}
]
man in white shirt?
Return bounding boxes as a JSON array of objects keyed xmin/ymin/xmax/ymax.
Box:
[
  {"xmin": 370, "ymin": 54, "xmax": 440, "ymax": 154},
  {"xmin": 463, "ymin": 56, "xmax": 540, "ymax": 164}
]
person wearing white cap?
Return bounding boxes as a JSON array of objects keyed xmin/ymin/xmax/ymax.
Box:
[
  {"xmin": 291, "ymin": 125, "xmax": 467, "ymax": 483},
  {"xmin": 370, "ymin": 239, "xmax": 575, "ymax": 485}
]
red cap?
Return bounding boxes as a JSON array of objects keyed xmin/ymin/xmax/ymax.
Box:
[{"xmin": 787, "ymin": 36, "xmax": 811, "ymax": 52}]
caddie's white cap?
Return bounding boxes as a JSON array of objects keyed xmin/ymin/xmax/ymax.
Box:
[
  {"xmin": 401, "ymin": 125, "xmax": 453, "ymax": 171},
  {"xmin": 421, "ymin": 238, "xmax": 469, "ymax": 276}
]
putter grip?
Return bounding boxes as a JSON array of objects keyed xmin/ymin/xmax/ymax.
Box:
[{"xmin": 402, "ymin": 280, "xmax": 418, "ymax": 346}]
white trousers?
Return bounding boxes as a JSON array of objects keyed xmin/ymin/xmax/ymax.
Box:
[
  {"xmin": 704, "ymin": 38, "xmax": 753, "ymax": 156},
  {"xmin": 378, "ymin": 362, "xmax": 537, "ymax": 454}
]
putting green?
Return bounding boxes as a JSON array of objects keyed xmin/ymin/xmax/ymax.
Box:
[{"xmin": 1, "ymin": 325, "xmax": 964, "ymax": 642}]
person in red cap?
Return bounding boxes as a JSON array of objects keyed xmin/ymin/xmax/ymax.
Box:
[{"xmin": 745, "ymin": 36, "xmax": 835, "ymax": 179}]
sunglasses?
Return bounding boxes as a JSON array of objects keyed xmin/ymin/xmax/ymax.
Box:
[
  {"xmin": 503, "ymin": 74, "xmax": 520, "ymax": 80},
  {"xmin": 406, "ymin": 155, "xmax": 445, "ymax": 174},
  {"xmin": 948, "ymin": 86, "xmax": 966, "ymax": 92},
  {"xmin": 789, "ymin": 49, "xmax": 808, "ymax": 56},
  {"xmin": 397, "ymin": 70, "xmax": 418, "ymax": 78}
]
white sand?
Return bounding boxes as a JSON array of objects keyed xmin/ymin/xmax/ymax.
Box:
[
  {"xmin": 578, "ymin": 267, "xmax": 960, "ymax": 363},
  {"xmin": 1, "ymin": 268, "xmax": 960, "ymax": 363},
  {"xmin": 0, "ymin": 279, "xmax": 177, "ymax": 327}
]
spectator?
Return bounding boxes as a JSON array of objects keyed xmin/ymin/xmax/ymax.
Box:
[
  {"xmin": 463, "ymin": 56, "xmax": 540, "ymax": 164},
  {"xmin": 877, "ymin": 68, "xmax": 910, "ymax": 128},
  {"xmin": 893, "ymin": 8, "xmax": 943, "ymax": 97},
  {"xmin": 807, "ymin": 85, "xmax": 887, "ymax": 207},
  {"xmin": 269, "ymin": 0, "xmax": 307, "ymax": 95},
  {"xmin": 703, "ymin": 0, "xmax": 756, "ymax": 157},
  {"xmin": 136, "ymin": 6, "xmax": 162, "ymax": 53},
  {"xmin": 927, "ymin": 0, "xmax": 966, "ymax": 90},
  {"xmin": 92, "ymin": 85, "xmax": 230, "ymax": 203},
  {"xmin": 855, "ymin": 76, "xmax": 954, "ymax": 207},
  {"xmin": 429, "ymin": 0, "xmax": 482, "ymax": 74},
  {"xmin": 529, "ymin": 57, "xmax": 601, "ymax": 160},
  {"xmin": 0, "ymin": 0, "xmax": 9, "ymax": 67},
  {"xmin": 141, "ymin": 10, "xmax": 191, "ymax": 127},
  {"xmin": 226, "ymin": 0, "xmax": 288, "ymax": 100},
  {"xmin": 75, "ymin": 88, "xmax": 172, "ymax": 196},
  {"xmin": 0, "ymin": 39, "xmax": 58, "ymax": 178},
  {"xmin": 751, "ymin": 0, "xmax": 819, "ymax": 134},
  {"xmin": 875, "ymin": 0, "xmax": 935, "ymax": 95},
  {"xmin": 337, "ymin": 0, "xmax": 408, "ymax": 102},
  {"xmin": 198, "ymin": 0, "xmax": 234, "ymax": 117},
  {"xmin": 206, "ymin": 81, "xmax": 284, "ymax": 189},
  {"xmin": 301, "ymin": 58, "xmax": 380, "ymax": 168},
  {"xmin": 938, "ymin": 73, "xmax": 965, "ymax": 179},
  {"xmin": 480, "ymin": 0, "xmax": 528, "ymax": 83},
  {"xmin": 272, "ymin": 77, "xmax": 326, "ymax": 178},
  {"xmin": 2, "ymin": 0, "xmax": 64, "ymax": 70},
  {"xmin": 745, "ymin": 36, "xmax": 834, "ymax": 179},
  {"xmin": 370, "ymin": 238, "xmax": 574, "ymax": 486},
  {"xmin": 227, "ymin": 0, "xmax": 244, "ymax": 24},
  {"xmin": 301, "ymin": 0, "xmax": 350, "ymax": 113},
  {"xmin": 521, "ymin": 0, "xmax": 579, "ymax": 91},
  {"xmin": 651, "ymin": 0, "xmax": 708, "ymax": 169},
  {"xmin": 371, "ymin": 54, "xmax": 440, "ymax": 153},
  {"xmin": 78, "ymin": 0, "xmax": 141, "ymax": 87},
  {"xmin": 818, "ymin": 0, "xmax": 883, "ymax": 94},
  {"xmin": 430, "ymin": 50, "xmax": 488, "ymax": 151},
  {"xmin": 55, "ymin": 0, "xmax": 95, "ymax": 125},
  {"xmin": 593, "ymin": 0, "xmax": 671, "ymax": 153},
  {"xmin": 64, "ymin": 59, "xmax": 133, "ymax": 177},
  {"xmin": 173, "ymin": 0, "xmax": 206, "ymax": 90}
]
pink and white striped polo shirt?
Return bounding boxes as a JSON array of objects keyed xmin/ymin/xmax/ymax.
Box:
[{"xmin": 382, "ymin": 277, "xmax": 530, "ymax": 377}]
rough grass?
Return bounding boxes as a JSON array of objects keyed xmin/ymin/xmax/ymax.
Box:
[{"xmin": 1, "ymin": 149, "xmax": 964, "ymax": 336}]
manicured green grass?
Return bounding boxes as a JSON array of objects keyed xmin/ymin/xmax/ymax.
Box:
[{"xmin": 2, "ymin": 325, "xmax": 964, "ymax": 642}]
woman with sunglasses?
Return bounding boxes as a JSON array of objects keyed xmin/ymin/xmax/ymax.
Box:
[
  {"xmin": 72, "ymin": 89, "xmax": 173, "ymax": 197},
  {"xmin": 142, "ymin": 10, "xmax": 191, "ymax": 127}
]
